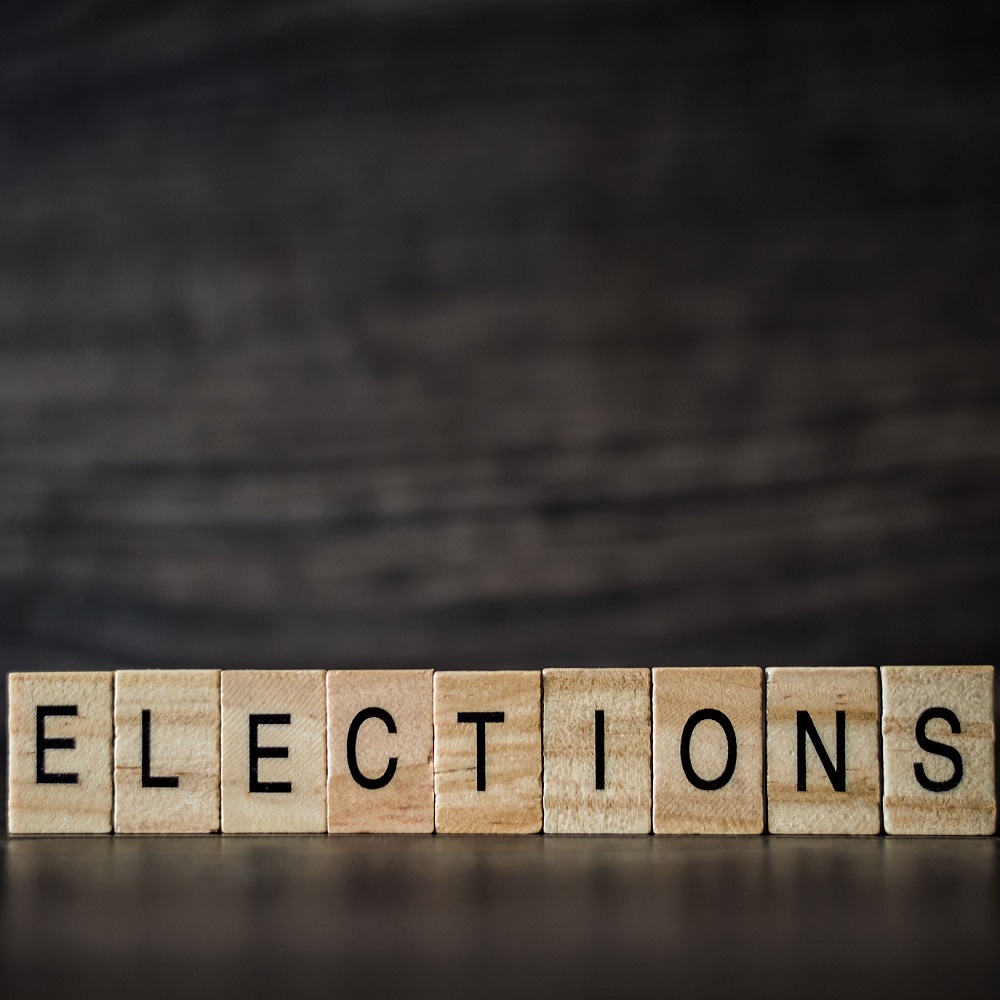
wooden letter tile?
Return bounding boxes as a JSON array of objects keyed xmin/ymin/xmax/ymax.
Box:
[
  {"xmin": 114, "ymin": 669, "xmax": 220, "ymax": 834},
  {"xmin": 434, "ymin": 671, "xmax": 542, "ymax": 834},
  {"xmin": 653, "ymin": 667, "xmax": 763, "ymax": 835},
  {"xmin": 221, "ymin": 670, "xmax": 326, "ymax": 833},
  {"xmin": 327, "ymin": 669, "xmax": 434, "ymax": 833},
  {"xmin": 881, "ymin": 665, "xmax": 995, "ymax": 835},
  {"xmin": 7, "ymin": 672, "xmax": 113, "ymax": 835},
  {"xmin": 766, "ymin": 667, "xmax": 881, "ymax": 835},
  {"xmin": 543, "ymin": 668, "xmax": 650, "ymax": 834}
]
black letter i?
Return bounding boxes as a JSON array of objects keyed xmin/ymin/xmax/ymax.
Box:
[{"xmin": 595, "ymin": 709, "xmax": 605, "ymax": 791}]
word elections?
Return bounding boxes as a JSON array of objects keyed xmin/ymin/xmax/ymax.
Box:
[{"xmin": 6, "ymin": 666, "xmax": 995, "ymax": 837}]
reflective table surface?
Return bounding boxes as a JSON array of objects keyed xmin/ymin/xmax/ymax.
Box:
[{"xmin": 2, "ymin": 835, "xmax": 997, "ymax": 999}]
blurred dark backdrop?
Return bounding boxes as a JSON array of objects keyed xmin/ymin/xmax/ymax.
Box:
[{"xmin": 2, "ymin": 0, "xmax": 999, "ymax": 765}]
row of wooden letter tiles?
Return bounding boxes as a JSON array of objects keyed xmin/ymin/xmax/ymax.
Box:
[{"xmin": 6, "ymin": 666, "xmax": 995, "ymax": 837}]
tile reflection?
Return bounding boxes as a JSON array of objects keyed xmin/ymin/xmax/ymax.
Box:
[{"xmin": 2, "ymin": 836, "xmax": 999, "ymax": 1000}]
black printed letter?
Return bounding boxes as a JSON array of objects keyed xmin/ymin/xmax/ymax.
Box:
[
  {"xmin": 456, "ymin": 711, "xmax": 505, "ymax": 791},
  {"xmin": 594, "ymin": 709, "xmax": 606, "ymax": 790},
  {"xmin": 36, "ymin": 706, "xmax": 78, "ymax": 784},
  {"xmin": 796, "ymin": 710, "xmax": 846, "ymax": 792},
  {"xmin": 346, "ymin": 707, "xmax": 398, "ymax": 790},
  {"xmin": 141, "ymin": 709, "xmax": 180, "ymax": 788},
  {"xmin": 249, "ymin": 713, "xmax": 292, "ymax": 793},
  {"xmin": 913, "ymin": 707, "xmax": 963, "ymax": 793},
  {"xmin": 680, "ymin": 708, "xmax": 738, "ymax": 791}
]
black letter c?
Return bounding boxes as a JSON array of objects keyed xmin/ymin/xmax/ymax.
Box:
[{"xmin": 346, "ymin": 707, "xmax": 398, "ymax": 790}]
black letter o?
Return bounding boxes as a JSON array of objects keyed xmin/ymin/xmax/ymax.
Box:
[{"xmin": 680, "ymin": 709, "xmax": 738, "ymax": 791}]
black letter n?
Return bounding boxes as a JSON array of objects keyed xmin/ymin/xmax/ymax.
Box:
[{"xmin": 796, "ymin": 710, "xmax": 846, "ymax": 792}]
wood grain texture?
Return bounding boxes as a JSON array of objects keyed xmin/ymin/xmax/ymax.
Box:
[
  {"xmin": 114, "ymin": 669, "xmax": 220, "ymax": 834},
  {"xmin": 653, "ymin": 667, "xmax": 763, "ymax": 835},
  {"xmin": 434, "ymin": 670, "xmax": 541, "ymax": 833},
  {"xmin": 881, "ymin": 665, "xmax": 995, "ymax": 835},
  {"xmin": 7, "ymin": 671, "xmax": 113, "ymax": 835},
  {"xmin": 542, "ymin": 667, "xmax": 650, "ymax": 833},
  {"xmin": 766, "ymin": 667, "xmax": 881, "ymax": 835},
  {"xmin": 327, "ymin": 668, "xmax": 434, "ymax": 833},
  {"xmin": 221, "ymin": 670, "xmax": 327, "ymax": 833}
]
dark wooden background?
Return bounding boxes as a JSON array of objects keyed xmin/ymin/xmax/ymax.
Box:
[{"xmin": 2, "ymin": 0, "xmax": 999, "ymax": 761}]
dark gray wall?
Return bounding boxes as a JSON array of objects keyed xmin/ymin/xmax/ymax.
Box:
[{"xmin": 2, "ymin": 1, "xmax": 999, "ymax": 759}]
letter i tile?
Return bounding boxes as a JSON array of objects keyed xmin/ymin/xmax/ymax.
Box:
[{"xmin": 543, "ymin": 668, "xmax": 651, "ymax": 834}]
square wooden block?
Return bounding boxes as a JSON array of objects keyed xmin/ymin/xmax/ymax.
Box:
[
  {"xmin": 114, "ymin": 669, "xmax": 220, "ymax": 834},
  {"xmin": 434, "ymin": 671, "xmax": 542, "ymax": 834},
  {"xmin": 221, "ymin": 670, "xmax": 327, "ymax": 833},
  {"xmin": 766, "ymin": 667, "xmax": 881, "ymax": 835},
  {"xmin": 7, "ymin": 672, "xmax": 114, "ymax": 835},
  {"xmin": 881, "ymin": 665, "xmax": 995, "ymax": 836},
  {"xmin": 653, "ymin": 667, "xmax": 763, "ymax": 835},
  {"xmin": 327, "ymin": 669, "xmax": 434, "ymax": 833},
  {"xmin": 543, "ymin": 668, "xmax": 650, "ymax": 834}
]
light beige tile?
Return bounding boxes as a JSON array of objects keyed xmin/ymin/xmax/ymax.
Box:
[
  {"xmin": 542, "ymin": 668, "xmax": 650, "ymax": 834},
  {"xmin": 114, "ymin": 670, "xmax": 220, "ymax": 834},
  {"xmin": 653, "ymin": 667, "xmax": 763, "ymax": 835},
  {"xmin": 434, "ymin": 670, "xmax": 541, "ymax": 834},
  {"xmin": 881, "ymin": 665, "xmax": 995, "ymax": 836},
  {"xmin": 221, "ymin": 670, "xmax": 327, "ymax": 833},
  {"xmin": 327, "ymin": 669, "xmax": 434, "ymax": 833},
  {"xmin": 7, "ymin": 672, "xmax": 113, "ymax": 835},
  {"xmin": 766, "ymin": 667, "xmax": 881, "ymax": 834}
]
